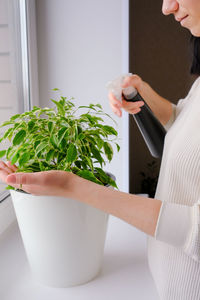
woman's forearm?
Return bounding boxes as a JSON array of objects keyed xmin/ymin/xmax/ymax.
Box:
[
  {"xmin": 4, "ymin": 166, "xmax": 162, "ymax": 236},
  {"xmin": 141, "ymin": 81, "xmax": 173, "ymax": 126},
  {"xmin": 70, "ymin": 176, "xmax": 162, "ymax": 237}
]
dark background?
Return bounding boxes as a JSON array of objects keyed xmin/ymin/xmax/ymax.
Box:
[{"xmin": 129, "ymin": 0, "xmax": 196, "ymax": 195}]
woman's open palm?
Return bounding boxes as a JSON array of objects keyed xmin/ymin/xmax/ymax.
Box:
[{"xmin": 0, "ymin": 161, "xmax": 77, "ymax": 197}]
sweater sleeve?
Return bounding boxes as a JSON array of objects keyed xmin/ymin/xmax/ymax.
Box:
[
  {"xmin": 164, "ymin": 98, "xmax": 191, "ymax": 131},
  {"xmin": 155, "ymin": 201, "xmax": 200, "ymax": 262},
  {"xmin": 164, "ymin": 103, "xmax": 176, "ymax": 131}
]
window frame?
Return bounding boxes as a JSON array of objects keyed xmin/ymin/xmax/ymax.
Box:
[{"xmin": 0, "ymin": 0, "xmax": 39, "ymax": 235}]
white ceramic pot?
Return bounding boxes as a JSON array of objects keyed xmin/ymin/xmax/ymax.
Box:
[{"xmin": 10, "ymin": 185, "xmax": 110, "ymax": 287}]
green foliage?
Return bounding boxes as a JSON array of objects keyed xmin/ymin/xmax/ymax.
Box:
[{"xmin": 0, "ymin": 95, "xmax": 120, "ymax": 189}]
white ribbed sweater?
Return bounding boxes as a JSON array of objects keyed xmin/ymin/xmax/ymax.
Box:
[{"xmin": 148, "ymin": 76, "xmax": 200, "ymax": 300}]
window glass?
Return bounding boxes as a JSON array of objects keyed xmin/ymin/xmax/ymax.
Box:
[{"xmin": 0, "ymin": 0, "xmax": 24, "ymax": 194}]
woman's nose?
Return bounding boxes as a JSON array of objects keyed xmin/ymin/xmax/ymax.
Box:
[{"xmin": 162, "ymin": 0, "xmax": 179, "ymax": 15}]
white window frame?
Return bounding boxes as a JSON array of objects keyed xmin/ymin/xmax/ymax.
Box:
[{"xmin": 0, "ymin": 0, "xmax": 39, "ymax": 235}]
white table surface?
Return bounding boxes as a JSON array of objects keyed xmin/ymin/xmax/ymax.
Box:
[{"xmin": 0, "ymin": 215, "xmax": 159, "ymax": 300}]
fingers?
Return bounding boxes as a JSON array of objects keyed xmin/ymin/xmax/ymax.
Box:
[
  {"xmin": 109, "ymin": 92, "xmax": 144, "ymax": 116},
  {"xmin": 6, "ymin": 170, "xmax": 62, "ymax": 188},
  {"xmin": 6, "ymin": 170, "xmax": 71, "ymax": 196},
  {"xmin": 108, "ymin": 92, "xmax": 122, "ymax": 117},
  {"xmin": 108, "ymin": 74, "xmax": 144, "ymax": 117},
  {"xmin": 0, "ymin": 161, "xmax": 18, "ymax": 173},
  {"xmin": 6, "ymin": 172, "xmax": 42, "ymax": 187},
  {"xmin": 0, "ymin": 161, "xmax": 14, "ymax": 175},
  {"xmin": 0, "ymin": 169, "xmax": 10, "ymax": 184},
  {"xmin": 0, "ymin": 161, "xmax": 17, "ymax": 185},
  {"xmin": 6, "ymin": 161, "xmax": 18, "ymax": 172},
  {"xmin": 6, "ymin": 172, "xmax": 46, "ymax": 192},
  {"xmin": 121, "ymin": 74, "xmax": 142, "ymax": 89},
  {"xmin": 122, "ymin": 99, "xmax": 144, "ymax": 114}
]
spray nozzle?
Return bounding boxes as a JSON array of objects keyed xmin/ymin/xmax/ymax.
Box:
[{"xmin": 106, "ymin": 73, "xmax": 137, "ymax": 101}]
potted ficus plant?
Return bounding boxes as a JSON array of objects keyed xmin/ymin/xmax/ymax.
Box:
[{"xmin": 0, "ymin": 92, "xmax": 120, "ymax": 287}]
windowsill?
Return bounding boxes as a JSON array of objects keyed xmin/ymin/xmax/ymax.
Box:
[{"xmin": 0, "ymin": 215, "xmax": 158, "ymax": 300}]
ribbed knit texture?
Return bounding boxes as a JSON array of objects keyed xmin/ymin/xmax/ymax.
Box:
[{"xmin": 148, "ymin": 76, "xmax": 200, "ymax": 300}]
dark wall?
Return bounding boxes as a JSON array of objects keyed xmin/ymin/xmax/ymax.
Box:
[{"xmin": 129, "ymin": 0, "xmax": 195, "ymax": 195}]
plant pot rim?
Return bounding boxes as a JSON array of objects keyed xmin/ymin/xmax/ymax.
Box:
[{"xmin": 105, "ymin": 171, "xmax": 116, "ymax": 185}]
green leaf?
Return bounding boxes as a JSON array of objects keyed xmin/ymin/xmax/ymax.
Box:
[
  {"xmin": 66, "ymin": 144, "xmax": 77, "ymax": 164},
  {"xmin": 77, "ymin": 170, "xmax": 103, "ymax": 185},
  {"xmin": 11, "ymin": 152, "xmax": 19, "ymax": 164},
  {"xmin": 39, "ymin": 161, "xmax": 46, "ymax": 171},
  {"xmin": 58, "ymin": 127, "xmax": 68, "ymax": 143},
  {"xmin": 60, "ymin": 96, "xmax": 67, "ymax": 106},
  {"xmin": 6, "ymin": 185, "xmax": 15, "ymax": 190},
  {"xmin": 77, "ymin": 133, "xmax": 85, "ymax": 140},
  {"xmin": 57, "ymin": 152, "xmax": 64, "ymax": 164},
  {"xmin": 28, "ymin": 120, "xmax": 35, "ymax": 132},
  {"xmin": 91, "ymin": 145, "xmax": 104, "ymax": 166},
  {"xmin": 33, "ymin": 134, "xmax": 44, "ymax": 141},
  {"xmin": 86, "ymin": 136, "xmax": 97, "ymax": 145},
  {"xmin": 94, "ymin": 167, "xmax": 110, "ymax": 184},
  {"xmin": 24, "ymin": 162, "xmax": 40, "ymax": 172},
  {"xmin": 13, "ymin": 122, "xmax": 24, "ymax": 132},
  {"xmin": 102, "ymin": 125, "xmax": 118, "ymax": 136},
  {"xmin": 6, "ymin": 147, "xmax": 12, "ymax": 160},
  {"xmin": 0, "ymin": 150, "xmax": 6, "ymax": 158},
  {"xmin": 95, "ymin": 103, "xmax": 102, "ymax": 109},
  {"xmin": 88, "ymin": 128, "xmax": 106, "ymax": 138},
  {"xmin": 10, "ymin": 114, "xmax": 21, "ymax": 121},
  {"xmin": 78, "ymin": 105, "xmax": 91, "ymax": 109},
  {"xmin": 51, "ymin": 99, "xmax": 65, "ymax": 116},
  {"xmin": 81, "ymin": 155, "xmax": 93, "ymax": 171},
  {"xmin": 107, "ymin": 177, "xmax": 118, "ymax": 189},
  {"xmin": 65, "ymin": 99, "xmax": 75, "ymax": 105},
  {"xmin": 32, "ymin": 106, "xmax": 40, "ymax": 112},
  {"xmin": 13, "ymin": 130, "xmax": 26, "ymax": 146},
  {"xmin": 103, "ymin": 142, "xmax": 113, "ymax": 162},
  {"xmin": 52, "ymin": 88, "xmax": 59, "ymax": 91},
  {"xmin": 60, "ymin": 138, "xmax": 67, "ymax": 150},
  {"xmin": 0, "ymin": 120, "xmax": 14, "ymax": 127},
  {"xmin": 48, "ymin": 121, "xmax": 54, "ymax": 133},
  {"xmin": 3, "ymin": 128, "xmax": 13, "ymax": 139},
  {"xmin": 34, "ymin": 140, "xmax": 40, "ymax": 149},
  {"xmin": 46, "ymin": 149, "xmax": 55, "ymax": 162},
  {"xmin": 96, "ymin": 137, "xmax": 104, "ymax": 149},
  {"xmin": 50, "ymin": 135, "xmax": 59, "ymax": 148},
  {"xmin": 74, "ymin": 161, "xmax": 81, "ymax": 169},
  {"xmin": 115, "ymin": 143, "xmax": 120, "ymax": 152},
  {"xmin": 71, "ymin": 166, "xmax": 81, "ymax": 174},
  {"xmin": 81, "ymin": 114, "xmax": 96, "ymax": 124},
  {"xmin": 19, "ymin": 152, "xmax": 30, "ymax": 166},
  {"xmin": 36, "ymin": 142, "xmax": 48, "ymax": 156},
  {"xmin": 74, "ymin": 123, "xmax": 78, "ymax": 140}
]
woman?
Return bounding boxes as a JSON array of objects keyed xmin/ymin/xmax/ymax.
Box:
[{"xmin": 1, "ymin": 0, "xmax": 200, "ymax": 299}]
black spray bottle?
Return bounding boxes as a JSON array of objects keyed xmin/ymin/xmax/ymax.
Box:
[{"xmin": 107, "ymin": 75, "xmax": 166, "ymax": 159}]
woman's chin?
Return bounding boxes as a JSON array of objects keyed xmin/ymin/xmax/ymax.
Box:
[{"xmin": 190, "ymin": 27, "xmax": 200, "ymax": 37}]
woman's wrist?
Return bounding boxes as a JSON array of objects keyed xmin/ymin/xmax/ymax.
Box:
[{"xmin": 62, "ymin": 172, "xmax": 94, "ymax": 202}]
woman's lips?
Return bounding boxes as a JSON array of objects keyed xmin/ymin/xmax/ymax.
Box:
[{"xmin": 176, "ymin": 15, "xmax": 188, "ymax": 23}]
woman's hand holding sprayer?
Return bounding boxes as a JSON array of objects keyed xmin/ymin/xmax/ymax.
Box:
[
  {"xmin": 108, "ymin": 74, "xmax": 145, "ymax": 117},
  {"xmin": 108, "ymin": 73, "xmax": 173, "ymax": 126}
]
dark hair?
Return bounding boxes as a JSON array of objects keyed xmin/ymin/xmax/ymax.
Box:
[{"xmin": 190, "ymin": 36, "xmax": 200, "ymax": 75}]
